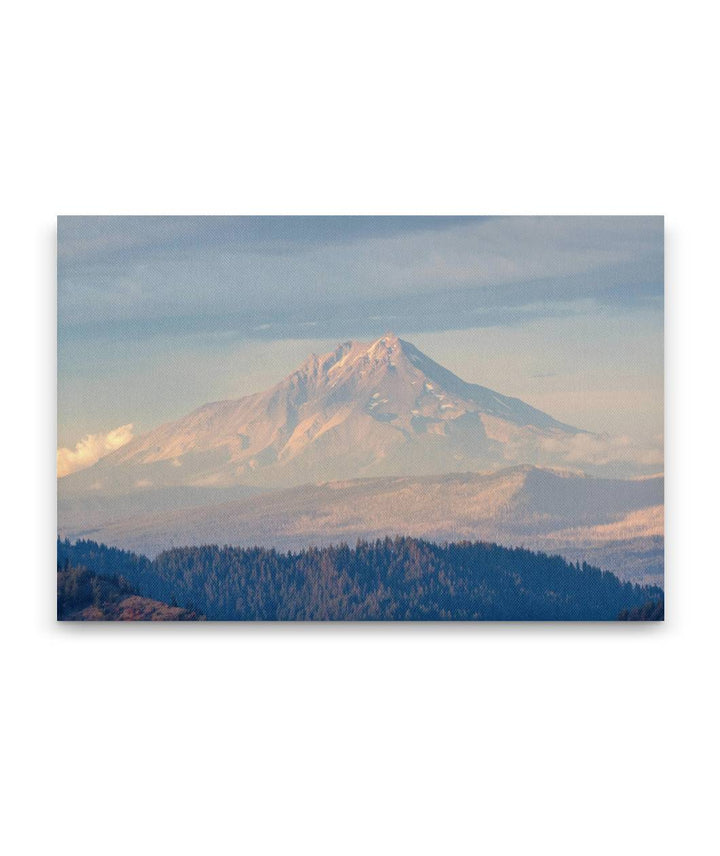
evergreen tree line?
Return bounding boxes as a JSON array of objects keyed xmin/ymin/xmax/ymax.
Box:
[{"xmin": 57, "ymin": 537, "xmax": 663, "ymax": 621}]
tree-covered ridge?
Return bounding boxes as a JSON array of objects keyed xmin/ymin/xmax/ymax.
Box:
[
  {"xmin": 58, "ymin": 537, "xmax": 663, "ymax": 621},
  {"xmin": 57, "ymin": 557, "xmax": 203, "ymax": 621}
]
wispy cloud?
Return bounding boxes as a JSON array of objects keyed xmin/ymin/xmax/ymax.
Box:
[
  {"xmin": 58, "ymin": 216, "xmax": 663, "ymax": 339},
  {"xmin": 57, "ymin": 424, "xmax": 134, "ymax": 477}
]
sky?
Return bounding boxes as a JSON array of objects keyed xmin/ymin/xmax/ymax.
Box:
[{"xmin": 58, "ymin": 216, "xmax": 663, "ymax": 461}]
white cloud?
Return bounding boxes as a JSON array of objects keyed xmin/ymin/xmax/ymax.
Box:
[
  {"xmin": 482, "ymin": 416, "xmax": 663, "ymax": 473},
  {"xmin": 57, "ymin": 424, "xmax": 134, "ymax": 477},
  {"xmin": 541, "ymin": 432, "xmax": 664, "ymax": 468}
]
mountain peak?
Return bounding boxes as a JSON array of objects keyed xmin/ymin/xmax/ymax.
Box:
[
  {"xmin": 291, "ymin": 334, "xmax": 407, "ymax": 381},
  {"xmin": 374, "ymin": 331, "xmax": 400, "ymax": 347},
  {"xmin": 365, "ymin": 332, "xmax": 403, "ymax": 361}
]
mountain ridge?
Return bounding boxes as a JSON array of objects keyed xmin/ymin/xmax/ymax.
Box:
[{"xmin": 59, "ymin": 466, "xmax": 664, "ymax": 585}]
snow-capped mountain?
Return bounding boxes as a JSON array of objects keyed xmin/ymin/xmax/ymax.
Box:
[{"xmin": 61, "ymin": 333, "xmax": 595, "ymax": 494}]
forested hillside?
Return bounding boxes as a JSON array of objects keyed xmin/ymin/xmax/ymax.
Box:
[
  {"xmin": 57, "ymin": 557, "xmax": 203, "ymax": 620},
  {"xmin": 58, "ymin": 537, "xmax": 663, "ymax": 621}
]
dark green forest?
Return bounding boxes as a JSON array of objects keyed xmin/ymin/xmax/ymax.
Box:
[{"xmin": 57, "ymin": 537, "xmax": 663, "ymax": 621}]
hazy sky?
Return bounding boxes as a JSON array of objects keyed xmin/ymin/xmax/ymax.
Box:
[{"xmin": 58, "ymin": 216, "xmax": 663, "ymax": 449}]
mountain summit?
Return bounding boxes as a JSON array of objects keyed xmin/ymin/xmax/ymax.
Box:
[{"xmin": 61, "ymin": 334, "xmax": 586, "ymax": 493}]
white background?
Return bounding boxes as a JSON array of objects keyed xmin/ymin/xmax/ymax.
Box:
[{"xmin": 2, "ymin": 1, "xmax": 718, "ymax": 854}]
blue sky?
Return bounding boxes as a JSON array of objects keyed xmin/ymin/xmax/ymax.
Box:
[{"xmin": 58, "ymin": 216, "xmax": 663, "ymax": 450}]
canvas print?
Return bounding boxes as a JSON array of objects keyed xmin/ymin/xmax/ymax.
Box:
[{"xmin": 57, "ymin": 216, "xmax": 664, "ymax": 621}]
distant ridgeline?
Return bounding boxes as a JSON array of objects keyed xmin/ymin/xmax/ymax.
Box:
[{"xmin": 57, "ymin": 537, "xmax": 663, "ymax": 621}]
